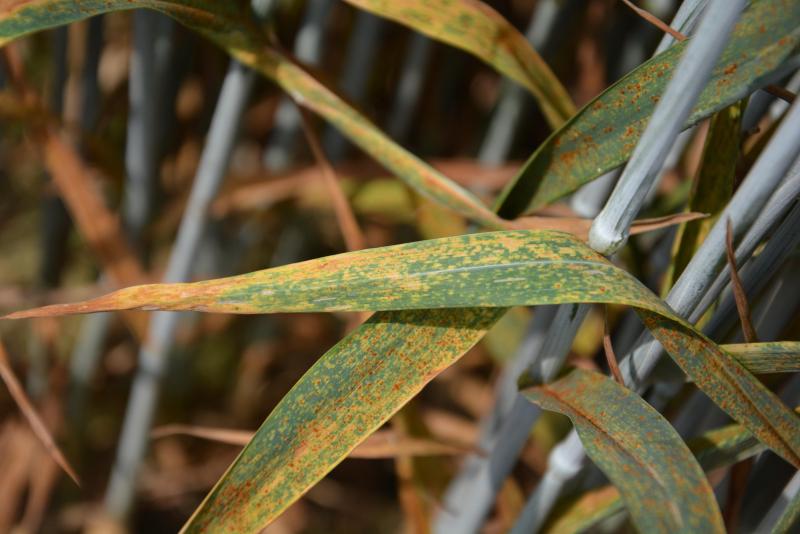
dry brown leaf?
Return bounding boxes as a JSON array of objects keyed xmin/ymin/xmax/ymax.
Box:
[
  {"xmin": 725, "ymin": 219, "xmax": 758, "ymax": 343},
  {"xmin": 512, "ymin": 211, "xmax": 707, "ymax": 239},
  {"xmin": 0, "ymin": 341, "xmax": 79, "ymax": 486},
  {"xmin": 298, "ymin": 107, "xmax": 366, "ymax": 252},
  {"xmin": 151, "ymin": 424, "xmax": 476, "ymax": 459},
  {"xmin": 603, "ymin": 306, "xmax": 625, "ymax": 385},
  {"xmin": 210, "ymin": 158, "xmax": 520, "ymax": 217},
  {"xmin": 1, "ymin": 45, "xmax": 148, "ymax": 339}
]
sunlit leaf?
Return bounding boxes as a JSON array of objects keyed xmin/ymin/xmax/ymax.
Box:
[
  {"xmin": 7, "ymin": 230, "xmax": 800, "ymax": 531},
  {"xmin": 521, "ymin": 368, "xmax": 724, "ymax": 533},
  {"xmin": 4, "ymin": 230, "xmax": 705, "ymax": 317},
  {"xmin": 342, "ymin": 0, "xmax": 575, "ymax": 128},
  {"xmin": 183, "ymin": 306, "xmax": 505, "ymax": 532},
  {"xmin": 495, "ymin": 0, "xmax": 800, "ymax": 218},
  {"xmin": 0, "ymin": 339, "xmax": 79, "ymax": 485}
]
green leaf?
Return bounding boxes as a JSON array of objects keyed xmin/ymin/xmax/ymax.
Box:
[
  {"xmin": 520, "ymin": 368, "xmax": 724, "ymax": 533},
  {"xmin": 495, "ymin": 0, "xmax": 800, "ymax": 218},
  {"xmin": 725, "ymin": 342, "xmax": 800, "ymax": 374},
  {"xmin": 182, "ymin": 307, "xmax": 505, "ymax": 532},
  {"xmin": 663, "ymin": 102, "xmax": 742, "ymax": 293},
  {"xmin": 6, "ymin": 231, "xmax": 661, "ymax": 315},
  {"xmin": 342, "ymin": 0, "xmax": 575, "ymax": 128},
  {"xmin": 541, "ymin": 411, "xmax": 789, "ymax": 534},
  {"xmin": 0, "ymin": 0, "xmax": 506, "ymax": 229},
  {"xmin": 8, "ymin": 230, "xmax": 800, "ymax": 531}
]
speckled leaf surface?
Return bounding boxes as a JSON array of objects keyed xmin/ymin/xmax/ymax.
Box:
[
  {"xmin": 8, "ymin": 230, "xmax": 800, "ymax": 532},
  {"xmin": 0, "ymin": 0, "xmax": 505, "ymax": 228},
  {"xmin": 725, "ymin": 342, "xmax": 800, "ymax": 374},
  {"xmin": 7, "ymin": 231, "xmax": 665, "ymax": 316},
  {"xmin": 541, "ymin": 410, "xmax": 790, "ymax": 534},
  {"xmin": 495, "ymin": 0, "xmax": 800, "ymax": 218},
  {"xmin": 521, "ymin": 368, "xmax": 724, "ymax": 533},
  {"xmin": 342, "ymin": 0, "xmax": 575, "ymax": 128},
  {"xmin": 181, "ymin": 307, "xmax": 505, "ymax": 532}
]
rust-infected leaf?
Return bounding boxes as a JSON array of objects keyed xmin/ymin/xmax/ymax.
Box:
[
  {"xmin": 5, "ymin": 230, "xmax": 800, "ymax": 532},
  {"xmin": 724, "ymin": 342, "xmax": 800, "ymax": 374},
  {"xmin": 182, "ymin": 307, "xmax": 506, "ymax": 532},
  {"xmin": 522, "ymin": 368, "xmax": 725, "ymax": 533},
  {"xmin": 495, "ymin": 0, "xmax": 800, "ymax": 217},
  {"xmin": 542, "ymin": 406, "xmax": 800, "ymax": 534}
]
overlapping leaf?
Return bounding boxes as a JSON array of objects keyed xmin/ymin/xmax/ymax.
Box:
[
  {"xmin": 520, "ymin": 368, "xmax": 724, "ymax": 533},
  {"xmin": 4, "ymin": 2, "xmax": 800, "ymax": 532},
  {"xmin": 342, "ymin": 0, "xmax": 575, "ymax": 127},
  {"xmin": 0, "ymin": 0, "xmax": 506, "ymax": 228},
  {"xmin": 725, "ymin": 342, "xmax": 800, "ymax": 374},
  {"xmin": 8, "ymin": 230, "xmax": 800, "ymax": 532},
  {"xmin": 542, "ymin": 410, "xmax": 792, "ymax": 534},
  {"xmin": 495, "ymin": 0, "xmax": 800, "ymax": 218},
  {"xmin": 664, "ymin": 102, "xmax": 741, "ymax": 292}
]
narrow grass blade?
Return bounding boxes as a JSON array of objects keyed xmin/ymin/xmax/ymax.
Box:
[
  {"xmin": 520, "ymin": 368, "xmax": 724, "ymax": 533},
  {"xmin": 342, "ymin": 0, "xmax": 575, "ymax": 127},
  {"xmin": 495, "ymin": 0, "xmax": 800, "ymax": 218},
  {"xmin": 664, "ymin": 101, "xmax": 742, "ymax": 291},
  {"xmin": 6, "ymin": 230, "xmax": 800, "ymax": 531},
  {"xmin": 151, "ymin": 424, "xmax": 474, "ymax": 458},
  {"xmin": 0, "ymin": 340, "xmax": 79, "ymax": 486}
]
